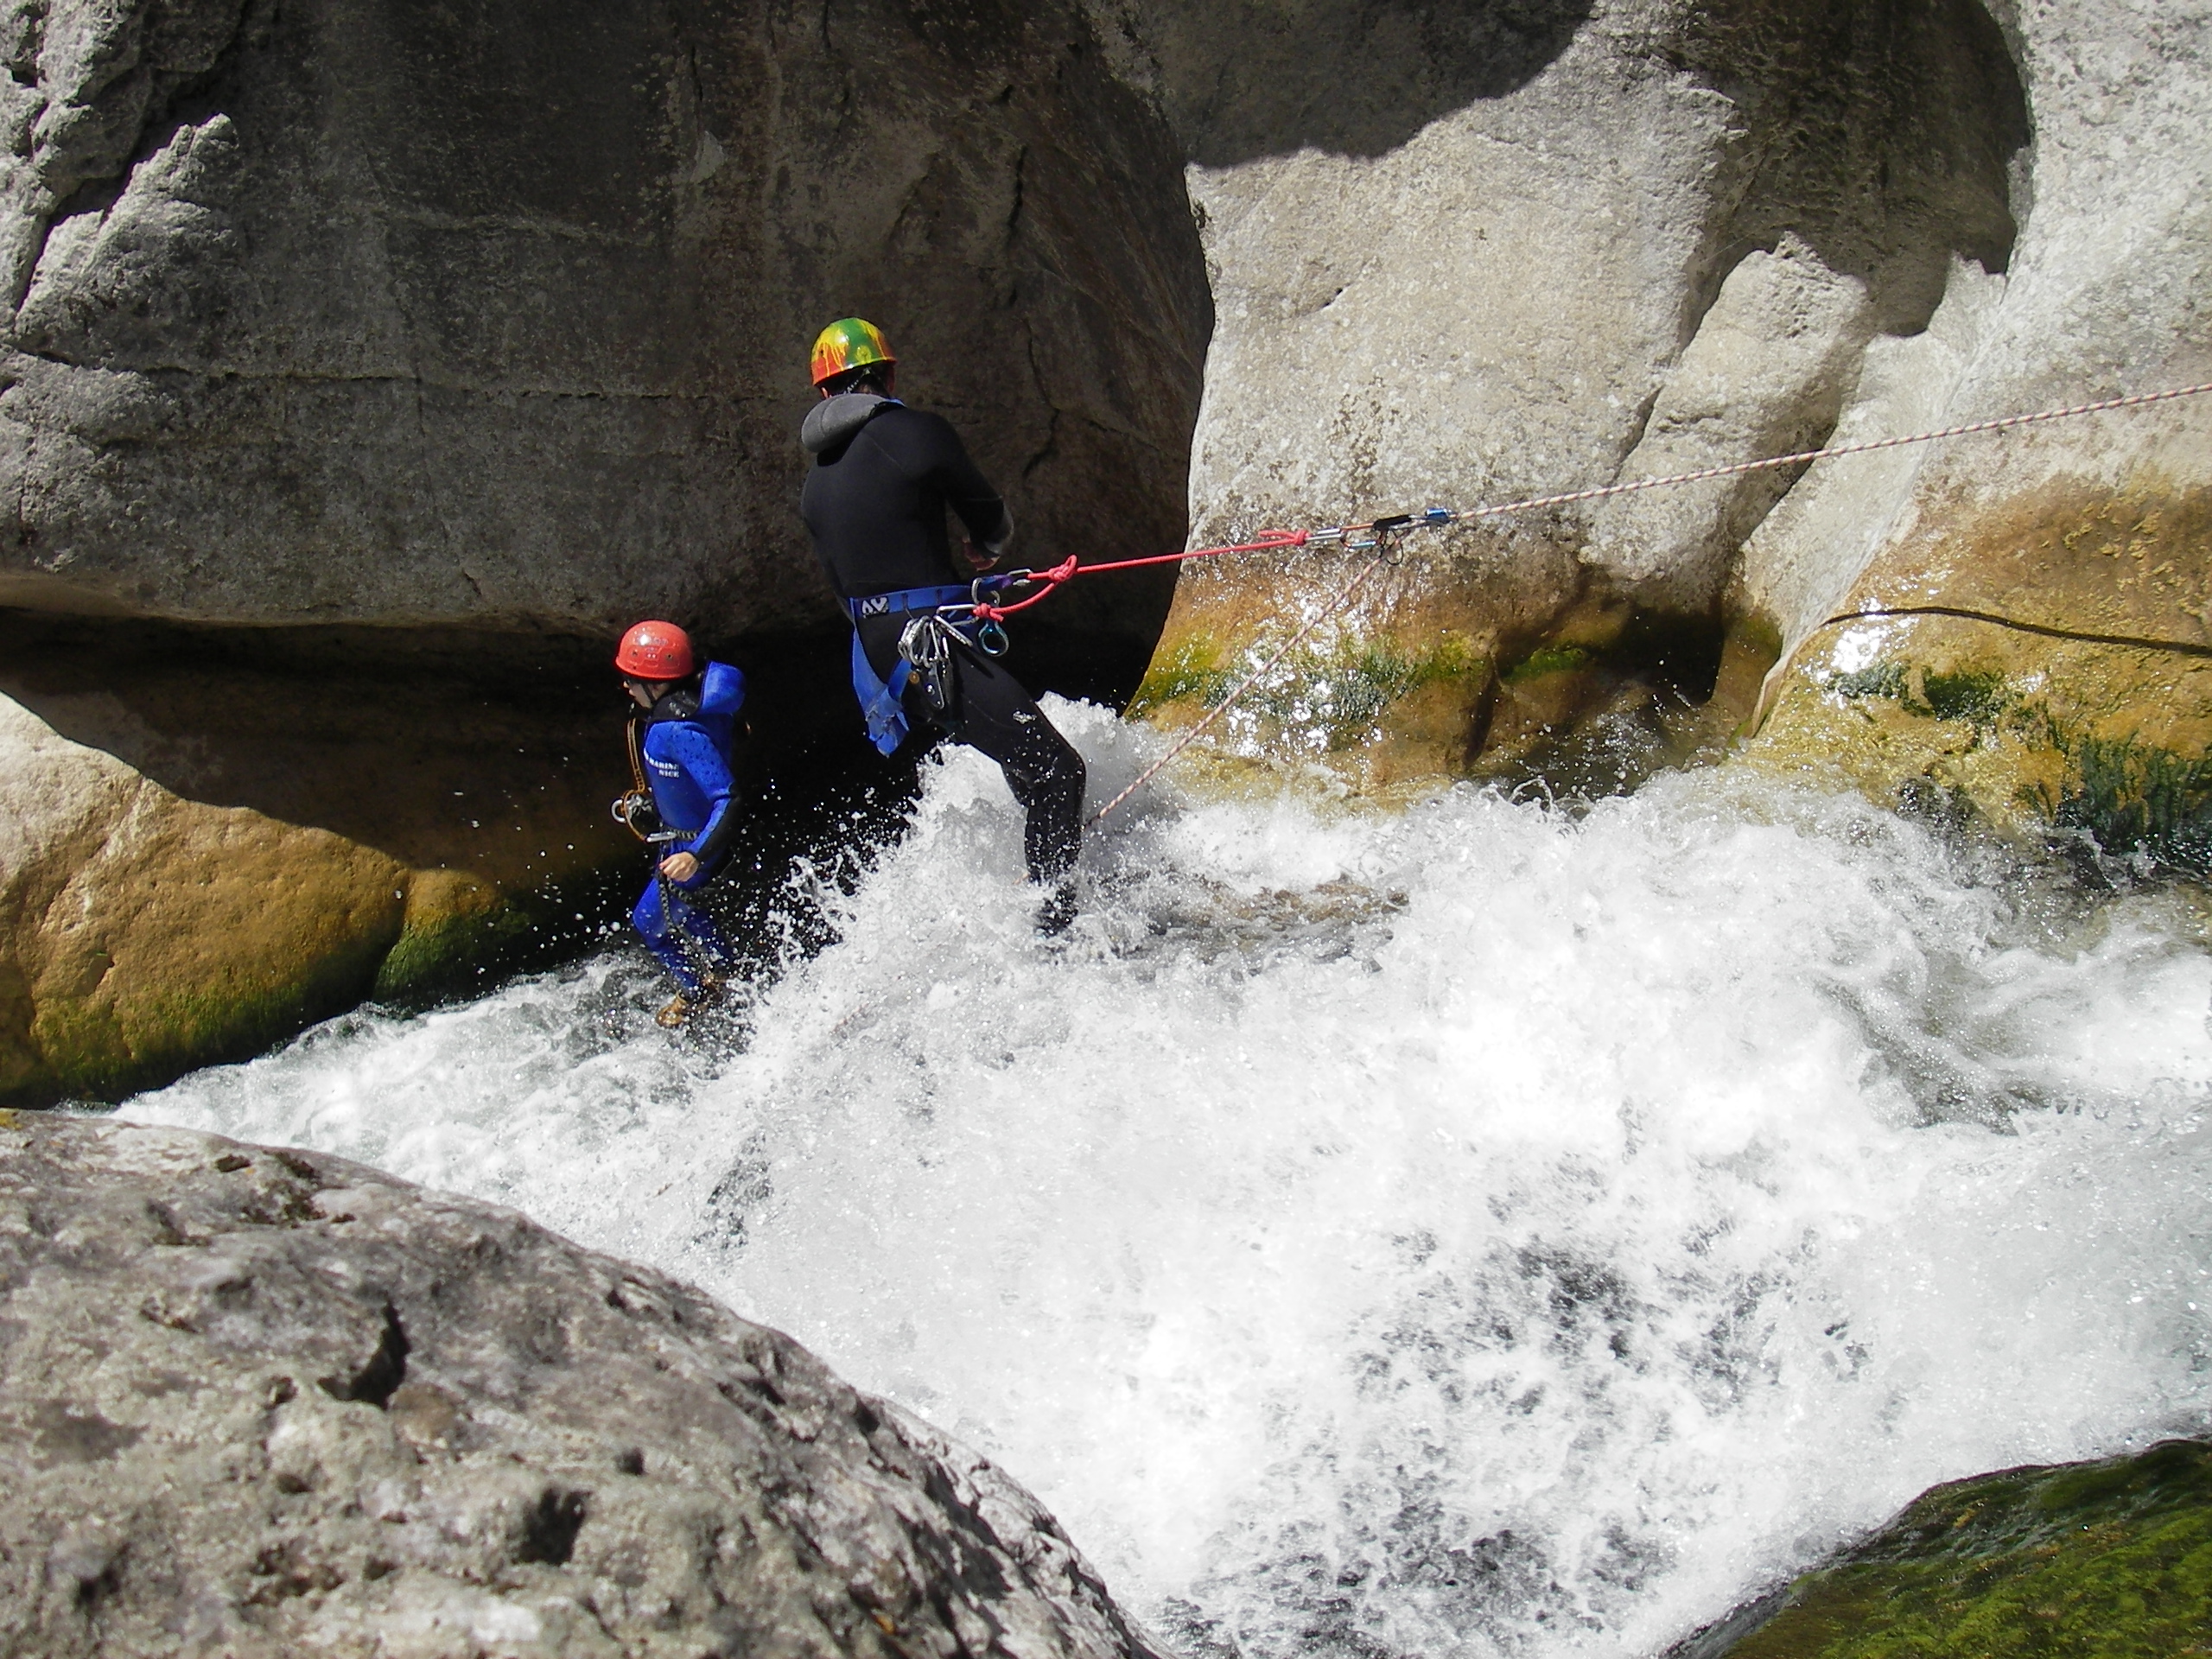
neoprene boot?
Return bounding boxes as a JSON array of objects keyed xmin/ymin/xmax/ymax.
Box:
[{"xmin": 655, "ymin": 972, "xmax": 727, "ymax": 1029}]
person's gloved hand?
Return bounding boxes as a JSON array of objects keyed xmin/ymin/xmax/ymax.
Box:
[{"xmin": 659, "ymin": 851, "xmax": 701, "ymax": 883}]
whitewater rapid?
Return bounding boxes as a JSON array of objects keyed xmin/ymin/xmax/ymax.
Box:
[{"xmin": 131, "ymin": 699, "xmax": 2212, "ymax": 1658}]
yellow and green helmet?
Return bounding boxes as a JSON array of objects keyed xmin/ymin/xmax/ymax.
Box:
[{"xmin": 810, "ymin": 317, "xmax": 896, "ymax": 387}]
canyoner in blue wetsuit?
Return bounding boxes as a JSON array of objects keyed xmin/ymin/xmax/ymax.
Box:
[
  {"xmin": 798, "ymin": 317, "xmax": 1087, "ymax": 935},
  {"xmin": 613, "ymin": 620, "xmax": 747, "ymax": 1028}
]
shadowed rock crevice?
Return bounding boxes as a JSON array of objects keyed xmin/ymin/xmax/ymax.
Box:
[
  {"xmin": 316, "ymin": 1304, "xmax": 408, "ymax": 1408},
  {"xmin": 1586, "ymin": 0, "xmax": 2031, "ymax": 613},
  {"xmin": 1083, "ymin": 0, "xmax": 1597, "ymax": 163},
  {"xmin": 514, "ymin": 1486, "xmax": 589, "ymax": 1568},
  {"xmin": 1662, "ymin": 0, "xmax": 2028, "ymax": 347}
]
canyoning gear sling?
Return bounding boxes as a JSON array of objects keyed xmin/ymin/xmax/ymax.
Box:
[
  {"xmin": 613, "ymin": 717, "xmax": 674, "ymax": 843},
  {"xmin": 810, "ymin": 317, "xmax": 898, "ymax": 387},
  {"xmin": 616, "ymin": 620, "xmax": 696, "ymax": 681},
  {"xmin": 844, "ymin": 582, "xmax": 1018, "ymax": 753}
]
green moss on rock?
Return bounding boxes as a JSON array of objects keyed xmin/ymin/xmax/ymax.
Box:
[
  {"xmin": 1775, "ymin": 648, "xmax": 2212, "ymax": 874},
  {"xmin": 1715, "ymin": 1440, "xmax": 2212, "ymax": 1657},
  {"xmin": 371, "ymin": 865, "xmax": 632, "ymax": 1008},
  {"xmin": 1134, "ymin": 631, "xmax": 1487, "ymax": 752},
  {"xmin": 1503, "ymin": 644, "xmax": 1594, "ymax": 683},
  {"xmin": 2041, "ymin": 736, "xmax": 2212, "ymax": 878},
  {"xmin": 28, "ymin": 934, "xmax": 398, "ymax": 1105}
]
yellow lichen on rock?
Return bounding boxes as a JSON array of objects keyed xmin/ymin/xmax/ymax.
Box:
[
  {"xmin": 0, "ymin": 667, "xmax": 634, "ymax": 1105},
  {"xmin": 0, "ymin": 696, "xmax": 410, "ymax": 1100},
  {"xmin": 1749, "ymin": 475, "xmax": 2212, "ymax": 859}
]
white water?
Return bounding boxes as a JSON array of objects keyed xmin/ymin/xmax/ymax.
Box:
[{"xmin": 132, "ymin": 699, "xmax": 2212, "ymax": 1657}]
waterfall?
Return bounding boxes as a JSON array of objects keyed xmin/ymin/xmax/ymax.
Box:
[{"xmin": 131, "ymin": 699, "xmax": 2212, "ymax": 1657}]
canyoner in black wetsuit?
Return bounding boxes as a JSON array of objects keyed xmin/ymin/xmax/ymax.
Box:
[{"xmin": 798, "ymin": 317, "xmax": 1085, "ymax": 931}]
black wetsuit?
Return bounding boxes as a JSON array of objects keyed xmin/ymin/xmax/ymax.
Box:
[{"xmin": 800, "ymin": 393, "xmax": 1085, "ymax": 884}]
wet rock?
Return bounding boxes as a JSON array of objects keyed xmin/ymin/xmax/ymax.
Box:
[
  {"xmin": 0, "ymin": 690, "xmax": 405, "ymax": 1105},
  {"xmin": 0, "ymin": 620, "xmax": 636, "ymax": 1107},
  {"xmin": 1685, "ymin": 1439, "xmax": 2212, "ymax": 1657},
  {"xmin": 0, "ymin": 1112, "xmax": 1162, "ymax": 1659},
  {"xmin": 1745, "ymin": 0, "xmax": 2212, "ymax": 857}
]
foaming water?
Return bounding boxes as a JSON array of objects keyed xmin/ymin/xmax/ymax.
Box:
[{"xmin": 132, "ymin": 702, "xmax": 2212, "ymax": 1657}]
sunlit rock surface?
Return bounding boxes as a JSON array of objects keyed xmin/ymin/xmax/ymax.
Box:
[
  {"xmin": 1745, "ymin": 0, "xmax": 2212, "ymax": 863},
  {"xmin": 1120, "ymin": 0, "xmax": 2212, "ymax": 842},
  {"xmin": 1114, "ymin": 0, "xmax": 2028, "ymax": 781},
  {"xmin": 0, "ymin": 1113, "xmax": 1161, "ymax": 1659}
]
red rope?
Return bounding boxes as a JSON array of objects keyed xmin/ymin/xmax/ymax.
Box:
[{"xmin": 974, "ymin": 532, "xmax": 1311, "ymax": 620}]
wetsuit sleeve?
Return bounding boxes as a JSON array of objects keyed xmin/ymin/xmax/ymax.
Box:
[
  {"xmin": 917, "ymin": 412, "xmax": 1013, "ymax": 555},
  {"xmin": 666, "ymin": 725, "xmax": 741, "ymax": 868}
]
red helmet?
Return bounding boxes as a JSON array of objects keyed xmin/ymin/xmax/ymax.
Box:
[{"xmin": 616, "ymin": 620, "xmax": 694, "ymax": 680}]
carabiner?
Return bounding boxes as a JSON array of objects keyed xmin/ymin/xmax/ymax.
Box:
[{"xmin": 1370, "ymin": 513, "xmax": 1414, "ymax": 566}]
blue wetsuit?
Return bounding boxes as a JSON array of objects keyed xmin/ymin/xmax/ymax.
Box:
[{"xmin": 629, "ymin": 671, "xmax": 743, "ymax": 995}]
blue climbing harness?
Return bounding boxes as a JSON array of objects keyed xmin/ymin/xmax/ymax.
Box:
[{"xmin": 846, "ymin": 579, "xmax": 1014, "ymax": 754}]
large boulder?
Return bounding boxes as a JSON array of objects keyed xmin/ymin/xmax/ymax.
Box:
[
  {"xmin": 0, "ymin": 0, "xmax": 1212, "ymax": 1101},
  {"xmin": 1116, "ymin": 0, "xmax": 2212, "ymax": 845},
  {"xmin": 1116, "ymin": 0, "xmax": 2030, "ymax": 785},
  {"xmin": 0, "ymin": 1112, "xmax": 1161, "ymax": 1659},
  {"xmin": 1742, "ymin": 0, "xmax": 2212, "ymax": 861},
  {"xmin": 0, "ymin": 0, "xmax": 1208, "ymax": 666},
  {"xmin": 0, "ymin": 689, "xmax": 404, "ymax": 1104},
  {"xmin": 0, "ymin": 616, "xmax": 634, "ymax": 1107}
]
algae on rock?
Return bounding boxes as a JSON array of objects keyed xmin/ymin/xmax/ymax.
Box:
[
  {"xmin": 1706, "ymin": 1440, "xmax": 2212, "ymax": 1658},
  {"xmin": 1747, "ymin": 475, "xmax": 2212, "ymax": 865}
]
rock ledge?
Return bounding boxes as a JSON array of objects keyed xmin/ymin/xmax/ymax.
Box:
[{"xmin": 0, "ymin": 1113, "xmax": 1160, "ymax": 1659}]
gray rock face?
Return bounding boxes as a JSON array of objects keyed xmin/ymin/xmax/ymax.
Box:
[
  {"xmin": 1106, "ymin": 0, "xmax": 2050, "ymax": 780},
  {"xmin": 1736, "ymin": 0, "xmax": 2212, "ymax": 837},
  {"xmin": 0, "ymin": 0, "xmax": 1209, "ymax": 660},
  {"xmin": 1116, "ymin": 0, "xmax": 2022, "ymax": 596},
  {"xmin": 1109, "ymin": 0, "xmax": 2212, "ymax": 824},
  {"xmin": 0, "ymin": 1112, "xmax": 1160, "ymax": 1659},
  {"xmin": 1741, "ymin": 0, "xmax": 2212, "ymax": 663}
]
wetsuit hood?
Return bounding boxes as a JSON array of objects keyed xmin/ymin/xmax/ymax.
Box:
[{"xmin": 801, "ymin": 392, "xmax": 899, "ymax": 456}]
